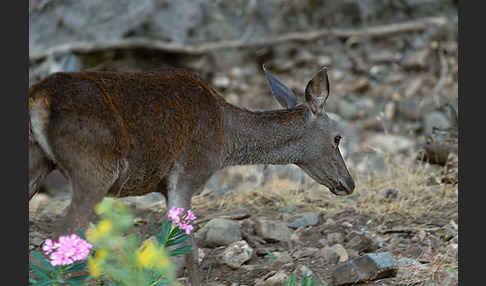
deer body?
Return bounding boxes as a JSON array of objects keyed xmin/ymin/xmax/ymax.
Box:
[{"xmin": 29, "ymin": 67, "xmax": 355, "ymax": 278}]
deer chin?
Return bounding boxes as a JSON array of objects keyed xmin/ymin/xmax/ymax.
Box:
[
  {"xmin": 298, "ymin": 165, "xmax": 350, "ymax": 196},
  {"xmin": 329, "ymin": 185, "xmax": 352, "ymax": 196}
]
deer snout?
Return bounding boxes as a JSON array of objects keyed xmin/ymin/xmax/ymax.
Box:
[{"xmin": 338, "ymin": 177, "xmax": 355, "ymax": 194}]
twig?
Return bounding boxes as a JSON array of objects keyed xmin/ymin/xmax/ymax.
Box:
[
  {"xmin": 432, "ymin": 48, "xmax": 449, "ymax": 105},
  {"xmin": 29, "ymin": 16, "xmax": 449, "ymax": 61}
]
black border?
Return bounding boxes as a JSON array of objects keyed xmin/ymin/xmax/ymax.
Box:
[{"xmin": 5, "ymin": 0, "xmax": 28, "ymax": 284}]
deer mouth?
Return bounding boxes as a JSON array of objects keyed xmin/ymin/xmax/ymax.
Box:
[
  {"xmin": 330, "ymin": 180, "xmax": 353, "ymax": 196},
  {"xmin": 297, "ymin": 164, "xmax": 353, "ymax": 196}
]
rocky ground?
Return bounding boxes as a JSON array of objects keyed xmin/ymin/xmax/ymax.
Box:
[{"xmin": 29, "ymin": 1, "xmax": 458, "ymax": 285}]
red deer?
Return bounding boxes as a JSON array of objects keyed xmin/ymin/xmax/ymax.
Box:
[{"xmin": 29, "ymin": 66, "xmax": 355, "ymax": 279}]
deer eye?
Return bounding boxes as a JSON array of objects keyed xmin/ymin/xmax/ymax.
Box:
[{"xmin": 334, "ymin": 135, "xmax": 342, "ymax": 145}]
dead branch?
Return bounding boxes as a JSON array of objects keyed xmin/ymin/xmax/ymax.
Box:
[{"xmin": 29, "ymin": 16, "xmax": 449, "ymax": 61}]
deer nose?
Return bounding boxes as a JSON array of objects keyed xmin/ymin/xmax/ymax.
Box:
[{"xmin": 339, "ymin": 177, "xmax": 355, "ymax": 194}]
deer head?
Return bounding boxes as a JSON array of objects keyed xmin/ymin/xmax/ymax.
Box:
[{"xmin": 264, "ymin": 65, "xmax": 355, "ymax": 195}]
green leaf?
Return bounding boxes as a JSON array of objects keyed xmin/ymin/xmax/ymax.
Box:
[
  {"xmin": 30, "ymin": 251, "xmax": 54, "ymax": 272},
  {"xmin": 31, "ymin": 279, "xmax": 58, "ymax": 286},
  {"xmin": 29, "ymin": 258, "xmax": 52, "ymax": 282},
  {"xmin": 64, "ymin": 274, "xmax": 90, "ymax": 285},
  {"xmin": 168, "ymin": 245, "xmax": 192, "ymax": 256},
  {"xmin": 64, "ymin": 261, "xmax": 87, "ymax": 274},
  {"xmin": 167, "ymin": 227, "xmax": 185, "ymax": 240},
  {"xmin": 165, "ymin": 234, "xmax": 190, "ymax": 247},
  {"xmin": 76, "ymin": 229, "xmax": 87, "ymax": 240},
  {"xmin": 286, "ymin": 273, "xmax": 297, "ymax": 286}
]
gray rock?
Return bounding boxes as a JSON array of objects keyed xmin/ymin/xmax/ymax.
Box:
[
  {"xmin": 196, "ymin": 218, "xmax": 242, "ymax": 247},
  {"xmin": 424, "ymin": 111, "xmax": 452, "ymax": 135},
  {"xmin": 270, "ymin": 252, "xmax": 293, "ymax": 269},
  {"xmin": 348, "ymin": 150, "xmax": 387, "ymax": 177},
  {"xmin": 263, "ymin": 271, "xmax": 289, "ymax": 286},
  {"xmin": 378, "ymin": 188, "xmax": 400, "ymax": 200},
  {"xmin": 29, "ymin": 193, "xmax": 52, "ymax": 218},
  {"xmin": 279, "ymin": 205, "xmax": 297, "ymax": 213},
  {"xmin": 346, "ymin": 233, "xmax": 380, "ymax": 253},
  {"xmin": 401, "ymin": 49, "xmax": 430, "ymax": 70},
  {"xmin": 255, "ymin": 219, "xmax": 291, "ymax": 242},
  {"xmin": 298, "ymin": 265, "xmax": 314, "ymax": 277},
  {"xmin": 337, "ymin": 100, "xmax": 359, "ymax": 120},
  {"xmin": 366, "ymin": 134, "xmax": 414, "ymax": 154},
  {"xmin": 287, "ymin": 212, "xmax": 320, "ymax": 229},
  {"xmin": 218, "ymin": 240, "xmax": 253, "ymax": 269},
  {"xmin": 292, "ymin": 247, "xmax": 319, "ymax": 259},
  {"xmin": 319, "ymin": 244, "xmax": 348, "ymax": 265},
  {"xmin": 332, "ymin": 253, "xmax": 398, "ymax": 285},
  {"xmin": 397, "ymin": 96, "xmax": 423, "ymax": 121},
  {"xmin": 327, "ymin": 232, "xmax": 345, "ymax": 245},
  {"xmin": 117, "ymin": 192, "xmax": 166, "ymax": 217}
]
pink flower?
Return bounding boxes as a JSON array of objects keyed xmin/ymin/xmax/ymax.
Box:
[
  {"xmin": 184, "ymin": 210, "xmax": 197, "ymax": 222},
  {"xmin": 168, "ymin": 207, "xmax": 184, "ymax": 224},
  {"xmin": 42, "ymin": 239, "xmax": 57, "ymax": 255},
  {"xmin": 168, "ymin": 207, "xmax": 197, "ymax": 235},
  {"xmin": 182, "ymin": 224, "xmax": 194, "ymax": 235},
  {"xmin": 43, "ymin": 234, "xmax": 93, "ymax": 266}
]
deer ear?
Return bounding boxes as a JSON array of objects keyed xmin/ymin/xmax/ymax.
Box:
[
  {"xmin": 263, "ymin": 64, "xmax": 298, "ymax": 109},
  {"xmin": 305, "ymin": 67, "xmax": 330, "ymax": 116}
]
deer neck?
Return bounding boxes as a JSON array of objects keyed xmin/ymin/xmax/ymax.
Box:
[{"xmin": 222, "ymin": 104, "xmax": 308, "ymax": 167}]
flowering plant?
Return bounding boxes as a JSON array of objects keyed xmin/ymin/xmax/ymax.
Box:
[
  {"xmin": 29, "ymin": 198, "xmax": 197, "ymax": 286},
  {"xmin": 29, "ymin": 232, "xmax": 92, "ymax": 286},
  {"xmin": 150, "ymin": 206, "xmax": 197, "ymax": 258}
]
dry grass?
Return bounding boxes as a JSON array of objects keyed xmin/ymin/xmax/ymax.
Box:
[{"xmin": 194, "ymin": 153, "xmax": 458, "ymax": 222}]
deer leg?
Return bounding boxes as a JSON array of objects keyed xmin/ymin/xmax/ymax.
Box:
[
  {"xmin": 55, "ymin": 162, "xmax": 121, "ymax": 237},
  {"xmin": 29, "ymin": 140, "xmax": 54, "ymax": 201},
  {"xmin": 165, "ymin": 165, "xmax": 212, "ymax": 286}
]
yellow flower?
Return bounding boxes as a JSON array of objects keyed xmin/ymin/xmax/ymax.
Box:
[
  {"xmin": 155, "ymin": 248, "xmax": 170, "ymax": 270},
  {"xmin": 87, "ymin": 219, "xmax": 113, "ymax": 242},
  {"xmin": 94, "ymin": 197, "xmax": 115, "ymax": 215},
  {"xmin": 136, "ymin": 239, "xmax": 171, "ymax": 271},
  {"xmin": 136, "ymin": 240, "xmax": 158, "ymax": 268},
  {"xmin": 88, "ymin": 249, "xmax": 108, "ymax": 278}
]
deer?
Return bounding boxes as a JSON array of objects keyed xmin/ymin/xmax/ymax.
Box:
[{"xmin": 29, "ymin": 65, "xmax": 355, "ymax": 282}]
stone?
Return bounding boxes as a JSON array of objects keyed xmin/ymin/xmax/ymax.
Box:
[
  {"xmin": 327, "ymin": 232, "xmax": 345, "ymax": 245},
  {"xmin": 298, "ymin": 265, "xmax": 314, "ymax": 277},
  {"xmin": 319, "ymin": 244, "xmax": 348, "ymax": 265},
  {"xmin": 424, "ymin": 111, "xmax": 452, "ymax": 135},
  {"xmin": 396, "ymin": 96, "xmax": 423, "ymax": 121},
  {"xmin": 346, "ymin": 233, "xmax": 380, "ymax": 253},
  {"xmin": 270, "ymin": 252, "xmax": 293, "ymax": 269},
  {"xmin": 401, "ymin": 49, "xmax": 430, "ymax": 70},
  {"xmin": 263, "ymin": 271, "xmax": 289, "ymax": 286},
  {"xmin": 320, "ymin": 246, "xmax": 340, "ymax": 265},
  {"xmin": 292, "ymin": 247, "xmax": 319, "ymax": 259},
  {"xmin": 29, "ymin": 193, "xmax": 52, "ymax": 218},
  {"xmin": 378, "ymin": 188, "xmax": 400, "ymax": 200},
  {"xmin": 198, "ymin": 248, "xmax": 207, "ymax": 265},
  {"xmin": 218, "ymin": 240, "xmax": 254, "ymax": 269},
  {"xmin": 255, "ymin": 219, "xmax": 291, "ymax": 242},
  {"xmin": 331, "ymin": 253, "xmax": 398, "ymax": 285},
  {"xmin": 337, "ymin": 100, "xmax": 359, "ymax": 120},
  {"xmin": 117, "ymin": 192, "xmax": 166, "ymax": 217},
  {"xmin": 366, "ymin": 134, "xmax": 414, "ymax": 154},
  {"xmin": 287, "ymin": 212, "xmax": 320, "ymax": 229},
  {"xmin": 195, "ymin": 218, "xmax": 242, "ymax": 247},
  {"xmin": 212, "ymin": 75, "xmax": 231, "ymax": 88}
]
